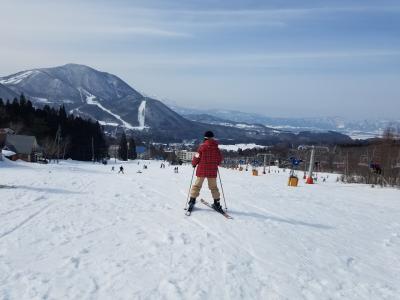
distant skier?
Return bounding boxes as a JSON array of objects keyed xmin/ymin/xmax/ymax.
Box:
[
  {"xmin": 111, "ymin": 166, "xmax": 115, "ymax": 171},
  {"xmin": 118, "ymin": 166, "xmax": 124, "ymax": 174},
  {"xmin": 188, "ymin": 131, "xmax": 223, "ymax": 213}
]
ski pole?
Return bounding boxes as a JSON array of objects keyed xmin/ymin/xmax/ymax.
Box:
[
  {"xmin": 184, "ymin": 166, "xmax": 196, "ymax": 209},
  {"xmin": 217, "ymin": 168, "xmax": 228, "ymax": 210}
]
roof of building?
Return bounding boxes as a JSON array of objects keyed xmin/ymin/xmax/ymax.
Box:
[
  {"xmin": 4, "ymin": 134, "xmax": 39, "ymax": 155},
  {"xmin": 0, "ymin": 128, "xmax": 15, "ymax": 134},
  {"xmin": 136, "ymin": 146, "xmax": 147, "ymax": 154}
]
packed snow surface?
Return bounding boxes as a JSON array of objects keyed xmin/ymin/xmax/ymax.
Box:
[
  {"xmin": 0, "ymin": 159, "xmax": 399, "ymax": 299},
  {"xmin": 0, "ymin": 70, "xmax": 37, "ymax": 85}
]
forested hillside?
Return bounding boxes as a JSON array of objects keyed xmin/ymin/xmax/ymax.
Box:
[{"xmin": 0, "ymin": 95, "xmax": 107, "ymax": 161}]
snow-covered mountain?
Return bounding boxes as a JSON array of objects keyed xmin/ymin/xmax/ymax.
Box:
[
  {"xmin": 184, "ymin": 113, "xmax": 279, "ymax": 135},
  {"xmin": 171, "ymin": 106, "xmax": 399, "ymax": 139},
  {"xmin": 0, "ymin": 64, "xmax": 352, "ymax": 144},
  {"xmin": 0, "ymin": 64, "xmax": 206, "ymax": 140},
  {"xmin": 0, "ymin": 64, "xmax": 164, "ymax": 128}
]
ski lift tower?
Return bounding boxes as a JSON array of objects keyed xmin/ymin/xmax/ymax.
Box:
[
  {"xmin": 298, "ymin": 145, "xmax": 329, "ymax": 184},
  {"xmin": 257, "ymin": 152, "xmax": 274, "ymax": 174}
]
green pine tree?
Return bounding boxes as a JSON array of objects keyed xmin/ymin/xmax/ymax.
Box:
[{"xmin": 118, "ymin": 132, "xmax": 128, "ymax": 161}]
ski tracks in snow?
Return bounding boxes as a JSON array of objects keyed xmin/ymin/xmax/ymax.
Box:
[
  {"xmin": 1, "ymin": 161, "xmax": 400, "ymax": 299},
  {"xmin": 0, "ymin": 203, "xmax": 53, "ymax": 240}
]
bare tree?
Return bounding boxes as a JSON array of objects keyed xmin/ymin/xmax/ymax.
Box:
[{"xmin": 41, "ymin": 137, "xmax": 57, "ymax": 162}]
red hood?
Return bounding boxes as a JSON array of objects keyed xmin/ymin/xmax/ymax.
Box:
[{"xmin": 203, "ymin": 139, "xmax": 219, "ymax": 147}]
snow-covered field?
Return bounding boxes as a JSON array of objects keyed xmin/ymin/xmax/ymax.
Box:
[{"xmin": 0, "ymin": 159, "xmax": 399, "ymax": 299}]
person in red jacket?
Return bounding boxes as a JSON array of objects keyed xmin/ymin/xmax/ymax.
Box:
[{"xmin": 188, "ymin": 131, "xmax": 223, "ymax": 212}]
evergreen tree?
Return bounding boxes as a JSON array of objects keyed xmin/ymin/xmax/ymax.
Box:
[
  {"xmin": 0, "ymin": 94, "xmax": 108, "ymax": 161},
  {"xmin": 118, "ymin": 132, "xmax": 128, "ymax": 161},
  {"xmin": 59, "ymin": 106, "xmax": 67, "ymax": 122}
]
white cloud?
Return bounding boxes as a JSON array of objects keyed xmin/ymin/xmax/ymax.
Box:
[
  {"xmin": 89, "ymin": 50, "xmax": 400, "ymax": 69},
  {"xmin": 99, "ymin": 26, "xmax": 191, "ymax": 37},
  {"xmin": 113, "ymin": 5, "xmax": 400, "ymax": 28}
]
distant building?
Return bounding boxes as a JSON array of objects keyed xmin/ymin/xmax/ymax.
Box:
[
  {"xmin": 0, "ymin": 129, "xmax": 14, "ymax": 154},
  {"xmin": 1, "ymin": 134, "xmax": 42, "ymax": 162},
  {"xmin": 176, "ymin": 150, "xmax": 196, "ymax": 162},
  {"xmin": 136, "ymin": 146, "xmax": 148, "ymax": 159}
]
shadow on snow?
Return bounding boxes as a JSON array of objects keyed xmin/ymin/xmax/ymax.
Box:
[
  {"xmin": 228, "ymin": 210, "xmax": 334, "ymax": 230},
  {"xmin": 16, "ymin": 185, "xmax": 85, "ymax": 195}
]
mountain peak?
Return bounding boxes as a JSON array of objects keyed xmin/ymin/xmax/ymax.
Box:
[{"xmin": 58, "ymin": 63, "xmax": 99, "ymax": 72}]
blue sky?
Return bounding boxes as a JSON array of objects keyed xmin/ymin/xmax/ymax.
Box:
[{"xmin": 1, "ymin": 0, "xmax": 399, "ymax": 119}]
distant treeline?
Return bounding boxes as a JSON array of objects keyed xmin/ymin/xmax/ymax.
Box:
[{"xmin": 0, "ymin": 95, "xmax": 107, "ymax": 161}]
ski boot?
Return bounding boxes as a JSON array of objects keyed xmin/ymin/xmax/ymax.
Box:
[
  {"xmin": 211, "ymin": 199, "xmax": 224, "ymax": 213},
  {"xmin": 187, "ymin": 197, "xmax": 196, "ymax": 212}
]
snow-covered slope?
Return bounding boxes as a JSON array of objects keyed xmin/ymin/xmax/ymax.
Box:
[
  {"xmin": 137, "ymin": 100, "xmax": 146, "ymax": 129},
  {"xmin": 1, "ymin": 159, "xmax": 399, "ymax": 299}
]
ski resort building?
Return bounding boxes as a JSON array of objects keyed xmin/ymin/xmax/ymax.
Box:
[
  {"xmin": 136, "ymin": 146, "xmax": 148, "ymax": 159},
  {"xmin": 0, "ymin": 133, "xmax": 42, "ymax": 162},
  {"xmin": 176, "ymin": 150, "xmax": 196, "ymax": 162}
]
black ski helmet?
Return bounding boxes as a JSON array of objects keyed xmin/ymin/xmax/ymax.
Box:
[{"xmin": 204, "ymin": 131, "xmax": 214, "ymax": 139}]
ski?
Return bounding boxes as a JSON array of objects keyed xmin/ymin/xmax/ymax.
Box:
[{"xmin": 200, "ymin": 199, "xmax": 233, "ymax": 219}]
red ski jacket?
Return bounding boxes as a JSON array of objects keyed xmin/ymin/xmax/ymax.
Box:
[{"xmin": 192, "ymin": 139, "xmax": 223, "ymax": 178}]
